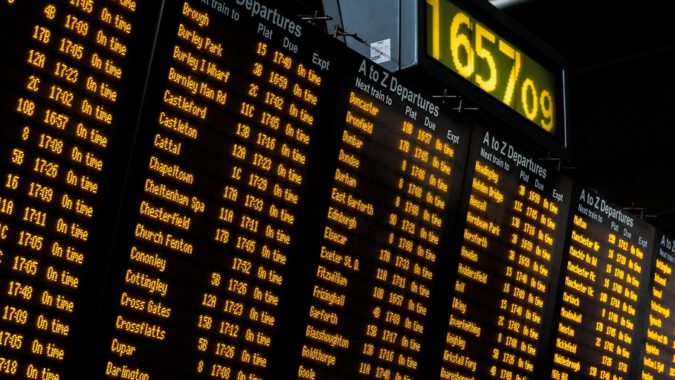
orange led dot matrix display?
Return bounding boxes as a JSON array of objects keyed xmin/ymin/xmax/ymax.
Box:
[
  {"xmin": 292, "ymin": 58, "xmax": 471, "ymax": 380},
  {"xmin": 550, "ymin": 189, "xmax": 654, "ymax": 380},
  {"xmin": 0, "ymin": 0, "xmax": 156, "ymax": 377}
]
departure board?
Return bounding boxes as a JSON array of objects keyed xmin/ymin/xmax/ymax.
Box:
[
  {"xmin": 94, "ymin": 0, "xmax": 341, "ymax": 378},
  {"xmin": 640, "ymin": 232, "xmax": 675, "ymax": 379},
  {"xmin": 292, "ymin": 58, "xmax": 471, "ymax": 379},
  {"xmin": 438, "ymin": 127, "xmax": 572, "ymax": 380},
  {"xmin": 0, "ymin": 1, "xmax": 156, "ymax": 378},
  {"xmin": 550, "ymin": 189, "xmax": 654, "ymax": 380},
  {"xmin": 0, "ymin": 1, "xmax": 668, "ymax": 379}
]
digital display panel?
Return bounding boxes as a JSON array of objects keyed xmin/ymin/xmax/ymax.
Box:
[
  {"xmin": 550, "ymin": 189, "xmax": 654, "ymax": 380},
  {"xmin": 292, "ymin": 58, "xmax": 470, "ymax": 379},
  {"xmin": 93, "ymin": 1, "xmax": 341, "ymax": 378},
  {"xmin": 425, "ymin": 0, "xmax": 561, "ymax": 137},
  {"xmin": 438, "ymin": 127, "xmax": 572, "ymax": 380},
  {"xmin": 0, "ymin": 0, "xmax": 155, "ymax": 378},
  {"xmin": 640, "ymin": 233, "xmax": 675, "ymax": 379}
]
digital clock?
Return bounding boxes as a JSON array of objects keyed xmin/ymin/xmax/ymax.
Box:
[{"xmin": 426, "ymin": 0, "xmax": 560, "ymax": 136}]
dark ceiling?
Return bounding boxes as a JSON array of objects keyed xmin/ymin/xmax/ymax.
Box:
[{"xmin": 504, "ymin": 0, "xmax": 675, "ymax": 234}]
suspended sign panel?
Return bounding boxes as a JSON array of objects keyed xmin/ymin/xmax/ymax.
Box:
[
  {"xmin": 437, "ymin": 127, "xmax": 573, "ymax": 379},
  {"xmin": 550, "ymin": 189, "xmax": 655, "ymax": 380},
  {"xmin": 424, "ymin": 0, "xmax": 564, "ymax": 141},
  {"xmin": 426, "ymin": 0, "xmax": 559, "ymax": 135}
]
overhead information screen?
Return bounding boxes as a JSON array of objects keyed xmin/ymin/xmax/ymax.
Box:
[
  {"xmin": 438, "ymin": 127, "xmax": 572, "ymax": 380},
  {"xmin": 0, "ymin": 1, "xmax": 155, "ymax": 378},
  {"xmin": 640, "ymin": 233, "xmax": 675, "ymax": 379},
  {"xmin": 424, "ymin": 0, "xmax": 562, "ymax": 138},
  {"xmin": 0, "ymin": 0, "xmax": 667, "ymax": 379},
  {"xmin": 550, "ymin": 189, "xmax": 654, "ymax": 380},
  {"xmin": 292, "ymin": 59, "xmax": 470, "ymax": 379},
  {"xmin": 94, "ymin": 1, "xmax": 340, "ymax": 378}
]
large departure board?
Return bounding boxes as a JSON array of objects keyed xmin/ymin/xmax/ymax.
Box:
[
  {"xmin": 550, "ymin": 189, "xmax": 654, "ymax": 380},
  {"xmin": 437, "ymin": 127, "xmax": 572, "ymax": 380},
  {"xmin": 640, "ymin": 232, "xmax": 675, "ymax": 379},
  {"xmin": 291, "ymin": 58, "xmax": 470, "ymax": 379},
  {"xmin": 93, "ymin": 1, "xmax": 342, "ymax": 378},
  {"xmin": 0, "ymin": 0, "xmax": 668, "ymax": 379},
  {"xmin": 0, "ymin": 1, "xmax": 156, "ymax": 378}
]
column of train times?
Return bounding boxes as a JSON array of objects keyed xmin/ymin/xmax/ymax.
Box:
[
  {"xmin": 0, "ymin": 1, "xmax": 146, "ymax": 379},
  {"xmin": 295, "ymin": 58, "xmax": 470, "ymax": 379},
  {"xmin": 637, "ymin": 232, "xmax": 675, "ymax": 379},
  {"xmin": 550, "ymin": 189, "xmax": 654, "ymax": 380},
  {"xmin": 102, "ymin": 1, "xmax": 332, "ymax": 379},
  {"xmin": 438, "ymin": 129, "xmax": 572, "ymax": 380}
]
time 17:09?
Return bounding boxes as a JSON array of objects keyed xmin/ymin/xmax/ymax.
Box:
[{"xmin": 427, "ymin": 0, "xmax": 555, "ymax": 133}]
